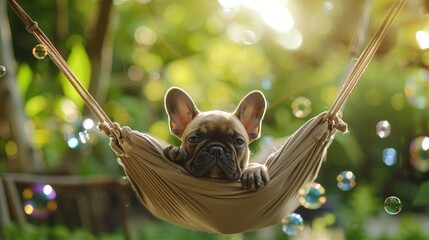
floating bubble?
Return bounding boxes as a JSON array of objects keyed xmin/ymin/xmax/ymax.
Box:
[
  {"xmin": 282, "ymin": 213, "xmax": 304, "ymax": 236},
  {"xmin": 403, "ymin": 69, "xmax": 429, "ymax": 109},
  {"xmin": 32, "ymin": 44, "xmax": 48, "ymax": 60},
  {"xmin": 291, "ymin": 96, "xmax": 312, "ymax": 118},
  {"xmin": 336, "ymin": 171, "xmax": 356, "ymax": 191},
  {"xmin": 409, "ymin": 136, "xmax": 429, "ymax": 172},
  {"xmin": 298, "ymin": 182, "xmax": 326, "ymax": 209},
  {"xmin": 376, "ymin": 120, "xmax": 391, "ymax": 138},
  {"xmin": 383, "ymin": 148, "xmax": 398, "ymax": 166},
  {"xmin": 384, "ymin": 196, "xmax": 402, "ymax": 215},
  {"xmin": 242, "ymin": 30, "xmax": 256, "ymax": 45},
  {"xmin": 0, "ymin": 65, "xmax": 6, "ymax": 77},
  {"xmin": 22, "ymin": 183, "xmax": 57, "ymax": 219}
]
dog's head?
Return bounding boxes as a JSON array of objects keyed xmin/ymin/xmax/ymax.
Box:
[{"xmin": 165, "ymin": 87, "xmax": 266, "ymax": 180}]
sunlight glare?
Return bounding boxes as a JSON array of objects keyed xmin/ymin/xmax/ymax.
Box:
[{"xmin": 244, "ymin": 0, "xmax": 294, "ymax": 33}]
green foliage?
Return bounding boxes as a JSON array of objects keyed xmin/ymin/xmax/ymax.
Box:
[
  {"xmin": 413, "ymin": 180, "xmax": 429, "ymax": 207},
  {"xmin": 59, "ymin": 39, "xmax": 91, "ymax": 110},
  {"xmin": 16, "ymin": 63, "xmax": 33, "ymax": 97},
  {"xmin": 2, "ymin": 222, "xmax": 259, "ymax": 240}
]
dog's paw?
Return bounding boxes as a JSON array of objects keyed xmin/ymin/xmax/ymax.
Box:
[
  {"xmin": 163, "ymin": 146, "xmax": 188, "ymax": 162},
  {"xmin": 241, "ymin": 163, "xmax": 270, "ymax": 190}
]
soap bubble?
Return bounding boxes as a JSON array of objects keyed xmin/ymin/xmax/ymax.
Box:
[
  {"xmin": 22, "ymin": 183, "xmax": 57, "ymax": 219},
  {"xmin": 291, "ymin": 96, "xmax": 312, "ymax": 118},
  {"xmin": 298, "ymin": 182, "xmax": 326, "ymax": 209},
  {"xmin": 336, "ymin": 171, "xmax": 356, "ymax": 191},
  {"xmin": 409, "ymin": 136, "xmax": 429, "ymax": 172},
  {"xmin": 0, "ymin": 65, "xmax": 6, "ymax": 77},
  {"xmin": 32, "ymin": 44, "xmax": 48, "ymax": 60},
  {"xmin": 376, "ymin": 120, "xmax": 391, "ymax": 138},
  {"xmin": 382, "ymin": 148, "xmax": 398, "ymax": 166},
  {"xmin": 384, "ymin": 196, "xmax": 402, "ymax": 215},
  {"xmin": 403, "ymin": 69, "xmax": 429, "ymax": 109},
  {"xmin": 282, "ymin": 213, "xmax": 304, "ymax": 236},
  {"xmin": 242, "ymin": 30, "xmax": 256, "ymax": 45}
]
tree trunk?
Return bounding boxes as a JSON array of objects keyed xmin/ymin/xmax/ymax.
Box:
[
  {"xmin": 0, "ymin": 0, "xmax": 40, "ymax": 172},
  {"xmin": 88, "ymin": 0, "xmax": 114, "ymax": 106}
]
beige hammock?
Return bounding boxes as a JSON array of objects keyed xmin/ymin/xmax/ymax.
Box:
[{"xmin": 8, "ymin": 0, "xmax": 406, "ymax": 234}]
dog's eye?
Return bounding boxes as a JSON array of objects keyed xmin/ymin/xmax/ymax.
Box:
[
  {"xmin": 233, "ymin": 139, "xmax": 245, "ymax": 147},
  {"xmin": 188, "ymin": 136, "xmax": 199, "ymax": 143}
]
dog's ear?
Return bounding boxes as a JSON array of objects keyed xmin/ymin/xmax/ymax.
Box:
[
  {"xmin": 234, "ymin": 91, "xmax": 266, "ymax": 142},
  {"xmin": 165, "ymin": 87, "xmax": 200, "ymax": 138}
]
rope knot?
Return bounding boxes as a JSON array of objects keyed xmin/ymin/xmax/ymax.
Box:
[
  {"xmin": 25, "ymin": 21, "xmax": 38, "ymax": 33},
  {"xmin": 98, "ymin": 122, "xmax": 122, "ymax": 139},
  {"xmin": 329, "ymin": 111, "xmax": 348, "ymax": 133}
]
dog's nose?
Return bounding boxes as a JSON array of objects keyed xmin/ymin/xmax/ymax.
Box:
[{"xmin": 210, "ymin": 146, "xmax": 224, "ymax": 158}]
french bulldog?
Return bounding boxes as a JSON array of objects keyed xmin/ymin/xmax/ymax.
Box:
[{"xmin": 163, "ymin": 87, "xmax": 270, "ymax": 190}]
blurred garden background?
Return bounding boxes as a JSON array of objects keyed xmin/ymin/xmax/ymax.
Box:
[{"xmin": 1, "ymin": 0, "xmax": 429, "ymax": 239}]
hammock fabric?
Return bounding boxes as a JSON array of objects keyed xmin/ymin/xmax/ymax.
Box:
[
  {"xmin": 8, "ymin": 0, "xmax": 406, "ymax": 234},
  {"xmin": 98, "ymin": 112, "xmax": 344, "ymax": 233}
]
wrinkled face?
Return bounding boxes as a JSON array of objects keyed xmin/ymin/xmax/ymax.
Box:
[{"xmin": 180, "ymin": 111, "xmax": 250, "ymax": 180}]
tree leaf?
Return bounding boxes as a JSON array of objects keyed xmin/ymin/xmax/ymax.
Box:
[
  {"xmin": 59, "ymin": 41, "xmax": 91, "ymax": 110},
  {"xmin": 413, "ymin": 180, "xmax": 429, "ymax": 207},
  {"xmin": 25, "ymin": 95, "xmax": 47, "ymax": 117},
  {"xmin": 16, "ymin": 63, "xmax": 33, "ymax": 97}
]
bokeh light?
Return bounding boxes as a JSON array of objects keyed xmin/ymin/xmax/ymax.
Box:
[
  {"xmin": 258, "ymin": 136, "xmax": 274, "ymax": 151},
  {"xmin": 78, "ymin": 130, "xmax": 91, "ymax": 144},
  {"xmin": 376, "ymin": 120, "xmax": 391, "ymax": 138},
  {"xmin": 134, "ymin": 26, "xmax": 157, "ymax": 46},
  {"xmin": 291, "ymin": 96, "xmax": 312, "ymax": 118},
  {"xmin": 382, "ymin": 148, "xmax": 398, "ymax": 166},
  {"xmin": 336, "ymin": 171, "xmax": 356, "ymax": 191},
  {"xmin": 32, "ymin": 44, "xmax": 48, "ymax": 60},
  {"xmin": 5, "ymin": 141, "xmax": 18, "ymax": 158},
  {"xmin": 60, "ymin": 99, "xmax": 80, "ymax": 123},
  {"xmin": 0, "ymin": 65, "xmax": 6, "ymax": 77},
  {"xmin": 82, "ymin": 118, "xmax": 95, "ymax": 130},
  {"xmin": 282, "ymin": 213, "xmax": 304, "ymax": 236},
  {"xmin": 409, "ymin": 136, "xmax": 429, "ymax": 173},
  {"xmin": 67, "ymin": 137, "xmax": 79, "ymax": 149},
  {"xmin": 261, "ymin": 73, "xmax": 275, "ymax": 90},
  {"xmin": 22, "ymin": 183, "xmax": 57, "ymax": 219},
  {"xmin": 384, "ymin": 196, "xmax": 402, "ymax": 215},
  {"xmin": 299, "ymin": 182, "xmax": 326, "ymax": 209},
  {"xmin": 403, "ymin": 69, "xmax": 429, "ymax": 109},
  {"xmin": 127, "ymin": 65, "xmax": 144, "ymax": 81},
  {"xmin": 274, "ymin": 28, "xmax": 303, "ymax": 50},
  {"xmin": 324, "ymin": 1, "xmax": 334, "ymax": 11},
  {"xmin": 63, "ymin": 119, "xmax": 97, "ymax": 149},
  {"xmin": 416, "ymin": 30, "xmax": 429, "ymax": 50}
]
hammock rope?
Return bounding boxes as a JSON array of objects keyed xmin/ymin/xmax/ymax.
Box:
[
  {"xmin": 8, "ymin": 0, "xmax": 406, "ymax": 134},
  {"xmin": 7, "ymin": 0, "xmax": 407, "ymax": 234},
  {"xmin": 325, "ymin": 0, "xmax": 407, "ymax": 121},
  {"xmin": 7, "ymin": 0, "xmax": 116, "ymax": 136}
]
